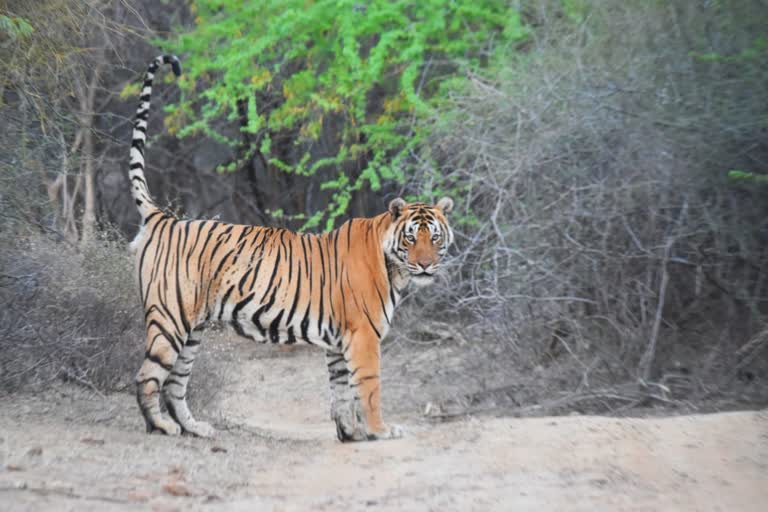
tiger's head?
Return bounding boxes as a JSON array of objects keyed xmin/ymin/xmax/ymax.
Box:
[{"xmin": 384, "ymin": 197, "xmax": 454, "ymax": 287}]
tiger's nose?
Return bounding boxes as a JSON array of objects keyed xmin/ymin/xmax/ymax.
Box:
[{"xmin": 417, "ymin": 258, "xmax": 432, "ymax": 269}]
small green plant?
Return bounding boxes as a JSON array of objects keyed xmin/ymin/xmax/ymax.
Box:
[
  {"xmin": 561, "ymin": 0, "xmax": 589, "ymax": 23},
  {"xmin": 0, "ymin": 15, "xmax": 34, "ymax": 39},
  {"xmin": 728, "ymin": 169, "xmax": 768, "ymax": 184},
  {"xmin": 691, "ymin": 35, "xmax": 767, "ymax": 63},
  {"xmin": 164, "ymin": 0, "xmax": 526, "ymax": 230}
]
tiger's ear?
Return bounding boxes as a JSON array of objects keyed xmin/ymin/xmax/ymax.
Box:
[
  {"xmin": 435, "ymin": 196, "xmax": 454, "ymax": 214},
  {"xmin": 389, "ymin": 197, "xmax": 407, "ymax": 219}
]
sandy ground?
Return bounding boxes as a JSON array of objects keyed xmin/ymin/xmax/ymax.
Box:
[{"xmin": 1, "ymin": 346, "xmax": 767, "ymax": 511}]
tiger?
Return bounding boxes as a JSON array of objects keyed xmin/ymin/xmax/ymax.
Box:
[{"xmin": 128, "ymin": 55, "xmax": 454, "ymax": 442}]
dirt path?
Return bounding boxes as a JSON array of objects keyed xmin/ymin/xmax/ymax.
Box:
[{"xmin": 1, "ymin": 346, "xmax": 766, "ymax": 511}]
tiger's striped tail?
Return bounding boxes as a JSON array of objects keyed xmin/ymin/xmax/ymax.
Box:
[{"xmin": 129, "ymin": 55, "xmax": 181, "ymax": 220}]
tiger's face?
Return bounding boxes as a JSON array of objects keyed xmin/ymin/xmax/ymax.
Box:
[{"xmin": 385, "ymin": 197, "xmax": 454, "ymax": 287}]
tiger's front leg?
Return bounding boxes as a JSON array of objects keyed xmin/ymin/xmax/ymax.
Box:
[{"xmin": 331, "ymin": 329, "xmax": 403, "ymax": 442}]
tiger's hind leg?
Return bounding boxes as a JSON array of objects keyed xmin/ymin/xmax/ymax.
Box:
[
  {"xmin": 135, "ymin": 333, "xmax": 182, "ymax": 435},
  {"xmin": 325, "ymin": 350, "xmax": 365, "ymax": 441},
  {"xmin": 163, "ymin": 337, "xmax": 215, "ymax": 438}
]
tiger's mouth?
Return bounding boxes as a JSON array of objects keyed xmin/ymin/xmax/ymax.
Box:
[{"xmin": 410, "ymin": 272, "xmax": 436, "ymax": 287}]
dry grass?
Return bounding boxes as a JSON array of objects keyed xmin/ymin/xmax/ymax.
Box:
[{"xmin": 0, "ymin": 234, "xmax": 142, "ymax": 393}]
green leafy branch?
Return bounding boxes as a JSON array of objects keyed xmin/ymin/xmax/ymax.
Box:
[{"xmin": 163, "ymin": 0, "xmax": 526, "ymax": 230}]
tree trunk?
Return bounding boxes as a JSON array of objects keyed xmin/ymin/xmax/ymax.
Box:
[{"xmin": 77, "ymin": 56, "xmax": 102, "ymax": 243}]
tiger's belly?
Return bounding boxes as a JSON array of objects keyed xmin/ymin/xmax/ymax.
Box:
[{"xmin": 216, "ymin": 292, "xmax": 343, "ymax": 350}]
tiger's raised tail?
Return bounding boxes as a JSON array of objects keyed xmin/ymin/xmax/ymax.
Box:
[{"xmin": 128, "ymin": 55, "xmax": 181, "ymax": 221}]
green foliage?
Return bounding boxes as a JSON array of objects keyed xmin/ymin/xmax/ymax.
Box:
[
  {"xmin": 561, "ymin": 0, "xmax": 589, "ymax": 23},
  {"xmin": 728, "ymin": 170, "xmax": 768, "ymax": 184},
  {"xmin": 119, "ymin": 82, "xmax": 142, "ymax": 99},
  {"xmin": 692, "ymin": 35, "xmax": 768, "ymax": 63},
  {"xmin": 0, "ymin": 15, "xmax": 34, "ymax": 39},
  {"xmin": 697, "ymin": 33, "xmax": 768, "ymax": 189},
  {"xmin": 165, "ymin": 0, "xmax": 526, "ymax": 230}
]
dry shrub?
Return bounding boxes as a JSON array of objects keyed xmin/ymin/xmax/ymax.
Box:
[
  {"xmin": 1, "ymin": 1, "xmax": 767, "ymax": 419},
  {"xmin": 0, "ymin": 234, "xmax": 142, "ymax": 393},
  {"xmin": 407, "ymin": 1, "xmax": 768, "ymax": 413}
]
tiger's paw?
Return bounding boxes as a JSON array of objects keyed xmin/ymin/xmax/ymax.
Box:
[
  {"xmin": 367, "ymin": 424, "xmax": 405, "ymax": 441},
  {"xmin": 148, "ymin": 418, "xmax": 182, "ymax": 436},
  {"xmin": 388, "ymin": 424, "xmax": 405, "ymax": 438},
  {"xmin": 334, "ymin": 415, "xmax": 367, "ymax": 442},
  {"xmin": 182, "ymin": 421, "xmax": 216, "ymax": 438},
  {"xmin": 332, "ymin": 399, "xmax": 367, "ymax": 442},
  {"xmin": 336, "ymin": 424, "xmax": 366, "ymax": 442},
  {"xmin": 334, "ymin": 418, "xmax": 405, "ymax": 442}
]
